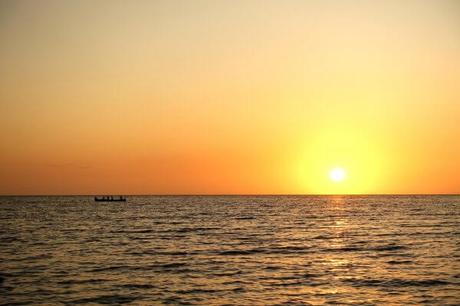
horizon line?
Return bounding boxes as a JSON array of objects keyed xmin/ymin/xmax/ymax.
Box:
[{"xmin": 0, "ymin": 193, "xmax": 459, "ymax": 197}]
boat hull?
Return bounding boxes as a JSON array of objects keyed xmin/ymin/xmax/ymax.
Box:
[{"xmin": 94, "ymin": 197, "xmax": 126, "ymax": 202}]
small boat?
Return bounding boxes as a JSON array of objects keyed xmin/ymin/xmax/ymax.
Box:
[{"xmin": 94, "ymin": 196, "xmax": 126, "ymax": 202}]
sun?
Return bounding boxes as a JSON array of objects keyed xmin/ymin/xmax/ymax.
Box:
[{"xmin": 329, "ymin": 167, "xmax": 346, "ymax": 182}]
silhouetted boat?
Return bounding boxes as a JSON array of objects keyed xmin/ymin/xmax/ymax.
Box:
[{"xmin": 94, "ymin": 196, "xmax": 126, "ymax": 202}]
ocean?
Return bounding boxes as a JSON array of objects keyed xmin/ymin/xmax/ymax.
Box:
[{"xmin": 0, "ymin": 195, "xmax": 459, "ymax": 305}]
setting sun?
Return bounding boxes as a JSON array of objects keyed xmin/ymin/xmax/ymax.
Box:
[{"xmin": 329, "ymin": 168, "xmax": 347, "ymax": 182}]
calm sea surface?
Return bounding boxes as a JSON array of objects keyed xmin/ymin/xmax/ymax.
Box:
[{"xmin": 0, "ymin": 195, "xmax": 459, "ymax": 305}]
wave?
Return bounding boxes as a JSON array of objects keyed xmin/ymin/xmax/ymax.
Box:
[
  {"xmin": 324, "ymin": 244, "xmax": 407, "ymax": 253},
  {"xmin": 234, "ymin": 216, "xmax": 255, "ymax": 220},
  {"xmin": 126, "ymin": 249, "xmax": 194, "ymax": 256},
  {"xmin": 69, "ymin": 294, "xmax": 139, "ymax": 304},
  {"xmin": 386, "ymin": 260, "xmax": 413, "ymax": 265},
  {"xmin": 218, "ymin": 249, "xmax": 265, "ymax": 255},
  {"xmin": 372, "ymin": 245, "xmax": 406, "ymax": 251},
  {"xmin": 176, "ymin": 288, "xmax": 221, "ymax": 294},
  {"xmin": 119, "ymin": 284, "xmax": 156, "ymax": 289},
  {"xmin": 57, "ymin": 278, "xmax": 107, "ymax": 285},
  {"xmin": 210, "ymin": 270, "xmax": 243, "ymax": 277},
  {"xmin": 176, "ymin": 227, "xmax": 220, "ymax": 233},
  {"xmin": 88, "ymin": 265, "xmax": 130, "ymax": 272},
  {"xmin": 344, "ymin": 278, "xmax": 450, "ymax": 288},
  {"xmin": 218, "ymin": 246, "xmax": 311, "ymax": 256}
]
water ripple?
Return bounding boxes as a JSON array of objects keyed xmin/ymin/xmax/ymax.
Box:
[{"xmin": 1, "ymin": 195, "xmax": 459, "ymax": 305}]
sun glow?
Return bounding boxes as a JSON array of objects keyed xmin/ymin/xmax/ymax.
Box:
[{"xmin": 330, "ymin": 167, "xmax": 346, "ymax": 182}]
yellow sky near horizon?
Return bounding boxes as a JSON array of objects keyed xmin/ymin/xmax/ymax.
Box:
[{"xmin": 1, "ymin": 0, "xmax": 459, "ymax": 195}]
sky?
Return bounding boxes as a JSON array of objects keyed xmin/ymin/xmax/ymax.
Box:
[{"xmin": 1, "ymin": 0, "xmax": 459, "ymax": 195}]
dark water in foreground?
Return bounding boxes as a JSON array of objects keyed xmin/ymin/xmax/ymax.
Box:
[{"xmin": 1, "ymin": 195, "xmax": 459, "ymax": 305}]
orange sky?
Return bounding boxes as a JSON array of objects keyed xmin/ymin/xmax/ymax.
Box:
[{"xmin": 1, "ymin": 0, "xmax": 459, "ymax": 195}]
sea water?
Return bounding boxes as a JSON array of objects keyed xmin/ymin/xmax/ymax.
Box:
[{"xmin": 1, "ymin": 195, "xmax": 459, "ymax": 305}]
